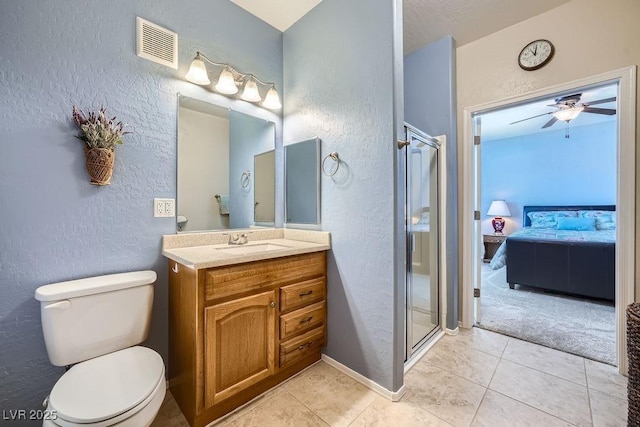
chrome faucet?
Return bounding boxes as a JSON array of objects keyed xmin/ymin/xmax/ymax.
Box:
[{"xmin": 224, "ymin": 232, "xmax": 251, "ymax": 245}]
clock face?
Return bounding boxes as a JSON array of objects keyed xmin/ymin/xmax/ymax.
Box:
[{"xmin": 518, "ymin": 39, "xmax": 555, "ymax": 71}]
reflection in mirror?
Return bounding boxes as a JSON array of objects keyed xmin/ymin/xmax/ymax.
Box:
[
  {"xmin": 285, "ymin": 138, "xmax": 320, "ymax": 226},
  {"xmin": 254, "ymin": 150, "xmax": 275, "ymax": 225},
  {"xmin": 177, "ymin": 95, "xmax": 275, "ymax": 232}
]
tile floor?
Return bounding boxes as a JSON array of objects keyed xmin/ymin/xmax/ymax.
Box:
[{"xmin": 151, "ymin": 327, "xmax": 628, "ymax": 427}]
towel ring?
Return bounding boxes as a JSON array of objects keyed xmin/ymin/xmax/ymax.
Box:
[
  {"xmin": 322, "ymin": 152, "xmax": 340, "ymax": 177},
  {"xmin": 241, "ymin": 171, "xmax": 251, "ymax": 188}
]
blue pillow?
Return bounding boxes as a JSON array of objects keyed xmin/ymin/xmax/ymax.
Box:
[{"xmin": 557, "ymin": 217, "xmax": 597, "ymax": 231}]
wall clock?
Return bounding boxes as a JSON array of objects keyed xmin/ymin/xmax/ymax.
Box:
[{"xmin": 518, "ymin": 39, "xmax": 555, "ymax": 71}]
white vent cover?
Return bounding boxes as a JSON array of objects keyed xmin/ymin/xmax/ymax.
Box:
[{"xmin": 136, "ymin": 17, "xmax": 178, "ymax": 69}]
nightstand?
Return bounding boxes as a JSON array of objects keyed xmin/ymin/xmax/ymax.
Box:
[{"xmin": 483, "ymin": 234, "xmax": 507, "ymax": 263}]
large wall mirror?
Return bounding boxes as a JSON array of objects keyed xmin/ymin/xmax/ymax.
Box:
[
  {"xmin": 177, "ymin": 95, "xmax": 276, "ymax": 232},
  {"xmin": 285, "ymin": 138, "xmax": 320, "ymax": 226}
]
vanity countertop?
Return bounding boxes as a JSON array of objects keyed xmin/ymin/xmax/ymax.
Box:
[{"xmin": 162, "ymin": 229, "xmax": 330, "ymax": 269}]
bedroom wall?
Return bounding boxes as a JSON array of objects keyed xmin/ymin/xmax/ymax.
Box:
[
  {"xmin": 0, "ymin": 0, "xmax": 282, "ymax": 416},
  {"xmin": 481, "ymin": 121, "xmax": 617, "ymax": 234},
  {"xmin": 456, "ymin": 0, "xmax": 640, "ymax": 300}
]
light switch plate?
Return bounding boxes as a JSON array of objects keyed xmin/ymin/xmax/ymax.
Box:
[{"xmin": 154, "ymin": 198, "xmax": 175, "ymax": 217}]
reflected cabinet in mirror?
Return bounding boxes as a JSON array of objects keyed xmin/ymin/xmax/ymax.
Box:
[
  {"xmin": 285, "ymin": 138, "xmax": 320, "ymax": 226},
  {"xmin": 177, "ymin": 95, "xmax": 275, "ymax": 232}
]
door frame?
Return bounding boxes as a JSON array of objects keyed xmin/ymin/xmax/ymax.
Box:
[{"xmin": 460, "ymin": 66, "xmax": 636, "ymax": 375}]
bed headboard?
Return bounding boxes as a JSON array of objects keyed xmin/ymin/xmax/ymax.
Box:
[{"xmin": 522, "ymin": 205, "xmax": 616, "ymax": 227}]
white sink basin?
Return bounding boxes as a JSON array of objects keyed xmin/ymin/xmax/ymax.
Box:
[{"xmin": 215, "ymin": 243, "xmax": 290, "ymax": 255}]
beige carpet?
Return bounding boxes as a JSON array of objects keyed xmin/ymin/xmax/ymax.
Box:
[{"xmin": 478, "ymin": 265, "xmax": 616, "ymax": 365}]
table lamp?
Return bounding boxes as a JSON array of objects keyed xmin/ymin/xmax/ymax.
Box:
[{"xmin": 487, "ymin": 200, "xmax": 511, "ymax": 234}]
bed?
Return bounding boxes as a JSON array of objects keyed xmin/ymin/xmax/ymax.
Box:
[{"xmin": 490, "ymin": 205, "xmax": 616, "ymax": 301}]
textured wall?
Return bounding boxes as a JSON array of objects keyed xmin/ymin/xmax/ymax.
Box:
[
  {"xmin": 404, "ymin": 36, "xmax": 459, "ymax": 330},
  {"xmin": 482, "ymin": 121, "xmax": 617, "ymax": 234},
  {"xmin": 283, "ymin": 0, "xmax": 398, "ymax": 390},
  {"xmin": 0, "ymin": 0, "xmax": 282, "ymax": 415}
]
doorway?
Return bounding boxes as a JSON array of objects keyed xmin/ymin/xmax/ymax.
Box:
[{"xmin": 461, "ymin": 67, "xmax": 636, "ymax": 374}]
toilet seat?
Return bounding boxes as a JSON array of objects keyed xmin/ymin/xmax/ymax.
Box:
[{"xmin": 47, "ymin": 346, "xmax": 165, "ymax": 426}]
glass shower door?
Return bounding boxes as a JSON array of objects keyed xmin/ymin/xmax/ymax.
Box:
[{"xmin": 406, "ymin": 127, "xmax": 440, "ymax": 356}]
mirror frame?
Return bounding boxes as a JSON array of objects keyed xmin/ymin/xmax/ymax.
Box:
[{"xmin": 284, "ymin": 137, "xmax": 321, "ymax": 228}]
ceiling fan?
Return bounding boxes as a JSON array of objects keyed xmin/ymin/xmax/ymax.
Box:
[{"xmin": 509, "ymin": 93, "xmax": 617, "ymax": 130}]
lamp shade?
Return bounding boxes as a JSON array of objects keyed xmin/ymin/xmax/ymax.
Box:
[
  {"xmin": 263, "ymin": 86, "xmax": 281, "ymax": 110},
  {"xmin": 215, "ymin": 67, "xmax": 238, "ymax": 95},
  {"xmin": 553, "ymin": 106, "xmax": 584, "ymax": 122},
  {"xmin": 241, "ymin": 77, "xmax": 261, "ymax": 102},
  {"xmin": 185, "ymin": 55, "xmax": 211, "ymax": 85},
  {"xmin": 487, "ymin": 200, "xmax": 511, "ymax": 217}
]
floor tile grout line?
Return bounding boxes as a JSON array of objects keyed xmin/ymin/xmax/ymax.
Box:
[
  {"xmin": 420, "ymin": 360, "xmax": 496, "ymax": 389},
  {"xmin": 489, "ymin": 389, "xmax": 580, "ymax": 426},
  {"xmin": 280, "ymin": 387, "xmax": 332, "ymax": 426},
  {"xmin": 468, "ymin": 385, "xmax": 490, "ymax": 427},
  {"xmin": 497, "ymin": 356, "xmax": 589, "ymax": 388}
]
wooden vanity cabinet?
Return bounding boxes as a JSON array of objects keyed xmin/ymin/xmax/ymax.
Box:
[{"xmin": 168, "ymin": 251, "xmax": 327, "ymax": 427}]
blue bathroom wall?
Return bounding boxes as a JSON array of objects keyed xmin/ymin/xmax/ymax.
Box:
[
  {"xmin": 481, "ymin": 121, "xmax": 617, "ymax": 233},
  {"xmin": 0, "ymin": 0, "xmax": 282, "ymax": 414},
  {"xmin": 228, "ymin": 111, "xmax": 276, "ymax": 228},
  {"xmin": 283, "ymin": 0, "xmax": 398, "ymax": 390},
  {"xmin": 403, "ymin": 36, "xmax": 459, "ymax": 330}
]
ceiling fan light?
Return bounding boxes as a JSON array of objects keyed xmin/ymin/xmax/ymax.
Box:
[
  {"xmin": 241, "ymin": 77, "xmax": 262, "ymax": 102},
  {"xmin": 185, "ymin": 53, "xmax": 211, "ymax": 85},
  {"xmin": 215, "ymin": 67, "xmax": 239, "ymax": 95},
  {"xmin": 553, "ymin": 106, "xmax": 584, "ymax": 122}
]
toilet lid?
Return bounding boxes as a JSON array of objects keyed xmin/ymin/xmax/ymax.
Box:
[{"xmin": 49, "ymin": 346, "xmax": 164, "ymax": 424}]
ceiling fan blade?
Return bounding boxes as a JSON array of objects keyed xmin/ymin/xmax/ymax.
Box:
[
  {"xmin": 584, "ymin": 96, "xmax": 616, "ymax": 106},
  {"xmin": 541, "ymin": 116, "xmax": 558, "ymax": 128},
  {"xmin": 582, "ymin": 107, "xmax": 617, "ymax": 115},
  {"xmin": 509, "ymin": 111, "xmax": 553, "ymax": 125}
]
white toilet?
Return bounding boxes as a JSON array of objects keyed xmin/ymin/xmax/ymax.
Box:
[{"xmin": 35, "ymin": 271, "xmax": 166, "ymax": 427}]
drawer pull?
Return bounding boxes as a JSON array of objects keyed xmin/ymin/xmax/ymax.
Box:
[
  {"xmin": 299, "ymin": 316, "xmax": 313, "ymax": 324},
  {"xmin": 297, "ymin": 341, "xmax": 313, "ymax": 351},
  {"xmin": 299, "ymin": 290, "xmax": 313, "ymax": 297}
]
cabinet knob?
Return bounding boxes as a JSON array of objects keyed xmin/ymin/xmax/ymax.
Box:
[{"xmin": 270, "ymin": 301, "xmax": 275, "ymax": 308}]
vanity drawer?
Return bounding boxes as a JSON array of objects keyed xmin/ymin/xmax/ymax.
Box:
[
  {"xmin": 205, "ymin": 252, "xmax": 326, "ymax": 301},
  {"xmin": 280, "ymin": 301, "xmax": 325, "ymax": 341},
  {"xmin": 279, "ymin": 326, "xmax": 325, "ymax": 368},
  {"xmin": 279, "ymin": 278, "xmax": 325, "ymax": 312}
]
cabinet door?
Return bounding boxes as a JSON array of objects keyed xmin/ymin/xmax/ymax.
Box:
[{"xmin": 204, "ymin": 290, "xmax": 276, "ymax": 407}]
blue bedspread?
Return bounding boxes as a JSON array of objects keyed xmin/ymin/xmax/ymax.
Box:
[{"xmin": 489, "ymin": 227, "xmax": 616, "ymax": 270}]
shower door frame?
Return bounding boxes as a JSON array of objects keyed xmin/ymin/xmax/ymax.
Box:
[{"xmin": 404, "ymin": 124, "xmax": 447, "ymax": 363}]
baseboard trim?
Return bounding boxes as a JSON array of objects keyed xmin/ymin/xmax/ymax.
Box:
[
  {"xmin": 321, "ymin": 354, "xmax": 405, "ymax": 402},
  {"xmin": 445, "ymin": 326, "xmax": 459, "ymax": 336}
]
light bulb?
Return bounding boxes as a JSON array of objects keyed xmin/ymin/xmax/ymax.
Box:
[
  {"xmin": 263, "ymin": 86, "xmax": 281, "ymax": 110},
  {"xmin": 553, "ymin": 106, "xmax": 584, "ymax": 122},
  {"xmin": 241, "ymin": 77, "xmax": 261, "ymax": 102},
  {"xmin": 185, "ymin": 53, "xmax": 211, "ymax": 85},
  {"xmin": 215, "ymin": 67, "xmax": 238, "ymax": 95}
]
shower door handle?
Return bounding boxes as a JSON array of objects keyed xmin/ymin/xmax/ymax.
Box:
[
  {"xmin": 397, "ymin": 139, "xmax": 410, "ymax": 149},
  {"xmin": 411, "ymin": 233, "xmax": 416, "ymax": 253}
]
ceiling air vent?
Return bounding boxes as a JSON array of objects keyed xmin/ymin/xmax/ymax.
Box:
[{"xmin": 136, "ymin": 17, "xmax": 178, "ymax": 69}]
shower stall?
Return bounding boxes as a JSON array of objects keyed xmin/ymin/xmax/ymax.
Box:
[{"xmin": 402, "ymin": 124, "xmax": 444, "ymax": 362}]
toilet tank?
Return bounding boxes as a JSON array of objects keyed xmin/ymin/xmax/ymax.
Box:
[{"xmin": 35, "ymin": 271, "xmax": 157, "ymax": 367}]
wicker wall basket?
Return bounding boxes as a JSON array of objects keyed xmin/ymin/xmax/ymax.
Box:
[
  {"xmin": 627, "ymin": 302, "xmax": 640, "ymax": 425},
  {"xmin": 84, "ymin": 147, "xmax": 115, "ymax": 185}
]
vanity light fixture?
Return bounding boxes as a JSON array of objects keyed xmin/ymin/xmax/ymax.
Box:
[{"xmin": 185, "ymin": 51, "xmax": 281, "ymax": 110}]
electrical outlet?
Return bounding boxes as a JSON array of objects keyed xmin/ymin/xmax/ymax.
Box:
[{"xmin": 154, "ymin": 198, "xmax": 175, "ymax": 218}]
